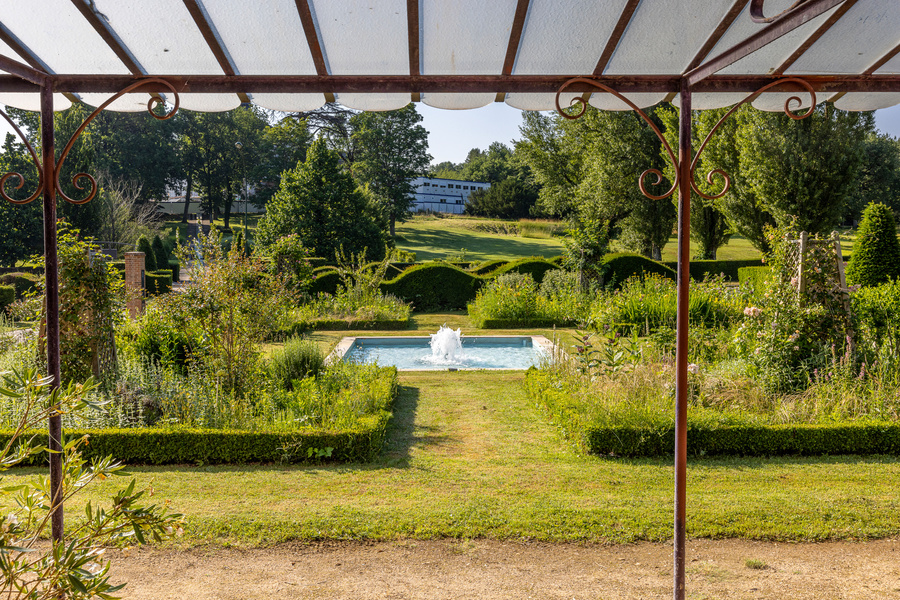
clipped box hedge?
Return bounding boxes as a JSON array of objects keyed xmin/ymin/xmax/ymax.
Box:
[
  {"xmin": 380, "ymin": 263, "xmax": 484, "ymax": 310},
  {"xmin": 491, "ymin": 257, "xmax": 559, "ymax": 283},
  {"xmin": 167, "ymin": 260, "xmax": 181, "ymax": 281},
  {"xmin": 661, "ymin": 258, "xmax": 765, "ymax": 281},
  {"xmin": 145, "ymin": 269, "xmax": 173, "ymax": 295},
  {"xmin": 291, "ymin": 317, "xmax": 410, "ymax": 332},
  {"xmin": 310, "ymin": 268, "xmax": 342, "ymax": 296},
  {"xmin": 527, "ymin": 370, "xmax": 900, "ymax": 458},
  {"xmin": 583, "ymin": 422, "xmax": 900, "ymax": 458},
  {"xmin": 0, "ymin": 417, "xmax": 390, "ymax": 465},
  {"xmin": 468, "ymin": 259, "xmax": 508, "ymax": 276},
  {"xmin": 600, "ymin": 253, "xmax": 676, "ymax": 288},
  {"xmin": 0, "ymin": 272, "xmax": 40, "ymax": 298}
]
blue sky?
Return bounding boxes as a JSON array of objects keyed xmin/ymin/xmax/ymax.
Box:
[{"xmin": 421, "ymin": 102, "xmax": 900, "ymax": 167}]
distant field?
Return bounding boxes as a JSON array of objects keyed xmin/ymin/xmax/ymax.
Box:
[{"xmin": 394, "ymin": 216, "xmax": 566, "ymax": 261}]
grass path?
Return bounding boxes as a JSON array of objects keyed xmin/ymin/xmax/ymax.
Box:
[{"xmin": 14, "ymin": 371, "xmax": 899, "ymax": 546}]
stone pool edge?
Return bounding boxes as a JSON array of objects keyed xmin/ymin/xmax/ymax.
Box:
[{"xmin": 327, "ymin": 335, "xmax": 556, "ymax": 371}]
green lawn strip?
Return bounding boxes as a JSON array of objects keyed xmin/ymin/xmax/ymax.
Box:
[{"xmin": 9, "ymin": 370, "xmax": 895, "ymax": 547}]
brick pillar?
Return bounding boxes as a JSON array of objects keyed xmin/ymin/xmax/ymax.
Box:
[{"xmin": 125, "ymin": 251, "xmax": 145, "ymax": 319}]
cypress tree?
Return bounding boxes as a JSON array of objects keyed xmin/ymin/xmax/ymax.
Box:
[
  {"xmin": 137, "ymin": 235, "xmax": 157, "ymax": 272},
  {"xmin": 151, "ymin": 235, "xmax": 168, "ymax": 271},
  {"xmin": 846, "ymin": 202, "xmax": 900, "ymax": 286}
]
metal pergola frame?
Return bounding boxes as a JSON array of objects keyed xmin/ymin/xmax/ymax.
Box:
[{"xmin": 1, "ymin": 1, "xmax": 899, "ymax": 599}]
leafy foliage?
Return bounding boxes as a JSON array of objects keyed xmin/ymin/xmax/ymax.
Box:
[
  {"xmin": 350, "ymin": 105, "xmax": 431, "ymax": 236},
  {"xmin": 256, "ymin": 139, "xmax": 389, "ymax": 260},
  {"xmin": 0, "ymin": 369, "xmax": 182, "ymax": 600}
]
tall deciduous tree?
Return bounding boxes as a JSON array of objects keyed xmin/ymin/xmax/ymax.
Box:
[
  {"xmin": 256, "ymin": 139, "xmax": 388, "ymax": 260},
  {"xmin": 659, "ymin": 106, "xmax": 733, "ymax": 259},
  {"xmin": 0, "ymin": 134, "xmax": 43, "ymax": 266},
  {"xmin": 350, "ymin": 105, "xmax": 431, "ymax": 236},
  {"xmin": 517, "ymin": 105, "xmax": 674, "ymax": 259},
  {"xmin": 740, "ymin": 104, "xmax": 873, "ymax": 237}
]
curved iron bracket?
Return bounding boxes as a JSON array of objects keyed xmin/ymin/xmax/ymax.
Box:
[
  {"xmin": 555, "ymin": 77, "xmax": 680, "ymax": 201},
  {"xmin": 0, "ymin": 78, "xmax": 180, "ymax": 206},
  {"xmin": 750, "ymin": 0, "xmax": 811, "ymax": 23},
  {"xmin": 554, "ymin": 76, "xmax": 816, "ymax": 202}
]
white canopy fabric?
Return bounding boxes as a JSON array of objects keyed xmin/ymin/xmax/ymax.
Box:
[{"xmin": 0, "ymin": 0, "xmax": 898, "ymax": 113}]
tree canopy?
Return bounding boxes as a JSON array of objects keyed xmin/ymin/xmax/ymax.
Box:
[
  {"xmin": 255, "ymin": 139, "xmax": 389, "ymax": 260},
  {"xmin": 349, "ymin": 105, "xmax": 431, "ymax": 236}
]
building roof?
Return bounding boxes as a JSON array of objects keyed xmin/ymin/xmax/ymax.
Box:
[{"xmin": 0, "ymin": 0, "xmax": 897, "ymax": 113}]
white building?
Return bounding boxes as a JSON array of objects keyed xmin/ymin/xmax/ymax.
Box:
[{"xmin": 409, "ymin": 177, "xmax": 490, "ymax": 215}]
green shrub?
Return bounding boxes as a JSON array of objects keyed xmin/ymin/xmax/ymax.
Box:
[
  {"xmin": 846, "ymin": 202, "xmax": 900, "ymax": 286},
  {"xmin": 146, "ymin": 270, "xmax": 172, "ymax": 295},
  {"xmin": 589, "ymin": 274, "xmax": 740, "ymax": 333},
  {"xmin": 137, "ymin": 235, "xmax": 157, "ymax": 272},
  {"xmin": 468, "ymin": 272, "xmax": 538, "ymax": 327},
  {"xmin": 121, "ymin": 299, "xmax": 197, "ymax": 371},
  {"xmin": 266, "ymin": 233, "xmax": 314, "ymax": 293},
  {"xmin": 599, "ymin": 253, "xmax": 676, "ymax": 289},
  {"xmin": 380, "ymin": 263, "xmax": 483, "ymax": 310},
  {"xmin": 852, "ymin": 279, "xmax": 900, "ymax": 360},
  {"xmin": 268, "ymin": 337, "xmax": 325, "ymax": 390},
  {"xmin": 491, "ymin": 257, "xmax": 559, "ymax": 283},
  {"xmin": 0, "ymin": 285, "xmax": 14, "ymax": 313},
  {"xmin": 310, "ymin": 268, "xmax": 342, "ymax": 296},
  {"xmin": 0, "ymin": 272, "xmax": 40, "ymax": 298},
  {"xmin": 152, "ymin": 234, "xmax": 169, "ymax": 270}
]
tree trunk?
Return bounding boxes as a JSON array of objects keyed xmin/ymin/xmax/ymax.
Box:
[
  {"xmin": 223, "ymin": 178, "xmax": 233, "ymax": 230},
  {"xmin": 389, "ymin": 214, "xmax": 396, "ymax": 237},
  {"xmin": 181, "ymin": 174, "xmax": 193, "ymax": 223}
]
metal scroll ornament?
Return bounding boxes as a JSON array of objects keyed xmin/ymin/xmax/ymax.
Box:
[
  {"xmin": 0, "ymin": 78, "xmax": 181, "ymax": 206},
  {"xmin": 554, "ymin": 76, "xmax": 817, "ymax": 202}
]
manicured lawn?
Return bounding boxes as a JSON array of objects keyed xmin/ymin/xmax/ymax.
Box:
[
  {"xmin": 14, "ymin": 313, "xmax": 896, "ymax": 547},
  {"xmin": 394, "ymin": 216, "xmax": 566, "ymax": 261},
  {"xmin": 36, "ymin": 369, "xmax": 899, "ymax": 546}
]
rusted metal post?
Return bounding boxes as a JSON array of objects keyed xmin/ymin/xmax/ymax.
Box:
[
  {"xmin": 673, "ymin": 80, "xmax": 692, "ymax": 600},
  {"xmin": 41, "ymin": 83, "xmax": 63, "ymax": 544}
]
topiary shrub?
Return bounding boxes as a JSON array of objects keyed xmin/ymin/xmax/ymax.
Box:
[
  {"xmin": 662, "ymin": 258, "xmax": 765, "ymax": 281},
  {"xmin": 151, "ymin": 234, "xmax": 168, "ymax": 270},
  {"xmin": 380, "ymin": 263, "xmax": 483, "ymax": 310},
  {"xmin": 146, "ymin": 270, "xmax": 172, "ymax": 296},
  {"xmin": 136, "ymin": 235, "xmax": 157, "ymax": 272},
  {"xmin": 491, "ymin": 257, "xmax": 559, "ymax": 283},
  {"xmin": 846, "ymin": 202, "xmax": 900, "ymax": 287},
  {"xmin": 599, "ymin": 253, "xmax": 676, "ymax": 289}
]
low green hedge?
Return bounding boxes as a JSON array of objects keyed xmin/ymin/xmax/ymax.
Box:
[
  {"xmin": 0, "ymin": 272, "xmax": 40, "ymax": 298},
  {"xmin": 491, "ymin": 257, "xmax": 559, "ymax": 283},
  {"xmin": 526, "ymin": 370, "xmax": 900, "ymax": 457},
  {"xmin": 0, "ymin": 417, "xmax": 390, "ymax": 465},
  {"xmin": 380, "ymin": 263, "xmax": 484, "ymax": 310},
  {"xmin": 583, "ymin": 422, "xmax": 900, "ymax": 458},
  {"xmin": 476, "ymin": 318, "xmax": 563, "ymax": 329},
  {"xmin": 661, "ymin": 258, "xmax": 765, "ymax": 281},
  {"xmin": 0, "ymin": 285, "xmax": 14, "ymax": 312},
  {"xmin": 600, "ymin": 253, "xmax": 676, "ymax": 288},
  {"xmin": 145, "ymin": 270, "xmax": 172, "ymax": 296}
]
